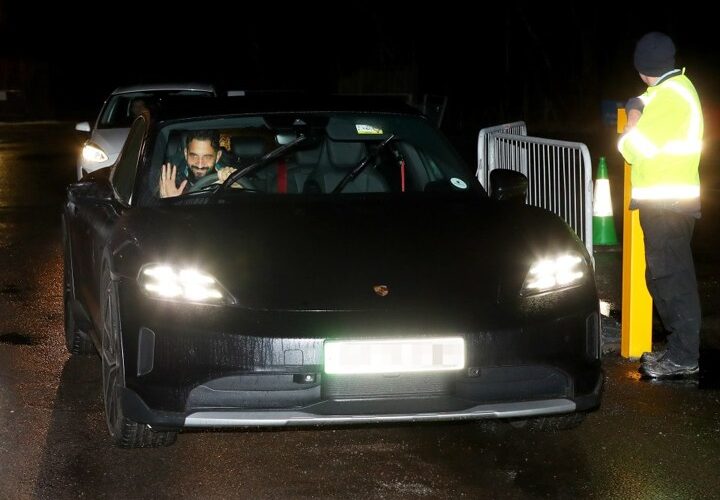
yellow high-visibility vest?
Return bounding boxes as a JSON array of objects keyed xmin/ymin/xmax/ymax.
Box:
[{"xmin": 618, "ymin": 70, "xmax": 703, "ymax": 201}]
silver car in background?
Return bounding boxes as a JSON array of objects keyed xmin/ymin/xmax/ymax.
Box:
[{"xmin": 75, "ymin": 83, "xmax": 216, "ymax": 179}]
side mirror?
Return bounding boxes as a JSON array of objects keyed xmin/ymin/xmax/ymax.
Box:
[
  {"xmin": 70, "ymin": 168, "xmax": 114, "ymax": 202},
  {"xmin": 490, "ymin": 169, "xmax": 528, "ymax": 203},
  {"xmin": 75, "ymin": 121, "xmax": 91, "ymax": 133}
]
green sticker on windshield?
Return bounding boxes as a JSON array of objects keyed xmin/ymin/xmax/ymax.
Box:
[
  {"xmin": 355, "ymin": 124, "xmax": 384, "ymax": 135},
  {"xmin": 451, "ymin": 178, "xmax": 468, "ymax": 189}
]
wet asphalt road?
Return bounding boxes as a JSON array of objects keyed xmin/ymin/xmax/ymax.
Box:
[{"xmin": 0, "ymin": 123, "xmax": 719, "ymax": 499}]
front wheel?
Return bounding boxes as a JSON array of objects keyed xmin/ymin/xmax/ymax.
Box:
[{"xmin": 101, "ymin": 266, "xmax": 177, "ymax": 448}]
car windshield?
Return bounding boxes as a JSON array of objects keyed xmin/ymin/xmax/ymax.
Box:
[
  {"xmin": 98, "ymin": 90, "xmax": 214, "ymax": 128},
  {"xmin": 137, "ymin": 112, "xmax": 482, "ymax": 206}
]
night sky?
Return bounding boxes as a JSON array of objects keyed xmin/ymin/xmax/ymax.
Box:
[{"xmin": 0, "ymin": 2, "xmax": 717, "ymax": 137}]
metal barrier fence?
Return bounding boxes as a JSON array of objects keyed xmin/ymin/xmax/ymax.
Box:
[
  {"xmin": 476, "ymin": 124, "xmax": 593, "ymax": 256},
  {"xmin": 476, "ymin": 121, "xmax": 527, "ymax": 188}
]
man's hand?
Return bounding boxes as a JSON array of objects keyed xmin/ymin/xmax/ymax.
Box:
[
  {"xmin": 217, "ymin": 166, "xmax": 237, "ymax": 183},
  {"xmin": 159, "ymin": 163, "xmax": 187, "ymax": 198},
  {"xmin": 625, "ymin": 109, "xmax": 642, "ymax": 132}
]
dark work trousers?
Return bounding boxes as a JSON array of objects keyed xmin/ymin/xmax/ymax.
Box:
[{"xmin": 638, "ymin": 206, "xmax": 701, "ymax": 365}]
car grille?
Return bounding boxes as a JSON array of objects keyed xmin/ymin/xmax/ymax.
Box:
[{"xmin": 323, "ymin": 372, "xmax": 454, "ymax": 399}]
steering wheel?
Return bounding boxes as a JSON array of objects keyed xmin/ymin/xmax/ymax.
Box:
[{"xmin": 186, "ymin": 171, "xmax": 258, "ymax": 193}]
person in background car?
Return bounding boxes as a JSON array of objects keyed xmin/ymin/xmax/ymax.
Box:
[
  {"xmin": 159, "ymin": 130, "xmax": 226, "ymax": 198},
  {"xmin": 130, "ymin": 97, "xmax": 151, "ymax": 119}
]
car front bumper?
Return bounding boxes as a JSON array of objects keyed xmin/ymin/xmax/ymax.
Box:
[
  {"xmin": 115, "ymin": 281, "xmax": 603, "ymax": 429},
  {"xmin": 183, "ymin": 398, "xmax": 578, "ymax": 427},
  {"xmin": 119, "ymin": 368, "xmax": 603, "ymax": 429}
]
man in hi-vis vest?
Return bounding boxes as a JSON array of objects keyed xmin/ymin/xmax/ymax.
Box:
[{"xmin": 618, "ymin": 31, "xmax": 703, "ymax": 379}]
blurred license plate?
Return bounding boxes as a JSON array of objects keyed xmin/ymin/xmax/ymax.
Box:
[{"xmin": 324, "ymin": 337, "xmax": 465, "ymax": 375}]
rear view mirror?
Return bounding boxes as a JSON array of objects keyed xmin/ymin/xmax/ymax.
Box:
[
  {"xmin": 490, "ymin": 169, "xmax": 528, "ymax": 203},
  {"xmin": 75, "ymin": 122, "xmax": 91, "ymax": 133}
]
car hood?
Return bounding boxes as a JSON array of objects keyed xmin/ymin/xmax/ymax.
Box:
[
  {"xmin": 91, "ymin": 127, "xmax": 130, "ymax": 156},
  {"xmin": 121, "ymin": 196, "xmax": 581, "ymax": 313}
]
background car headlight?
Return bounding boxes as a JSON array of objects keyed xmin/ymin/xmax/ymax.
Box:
[
  {"xmin": 138, "ymin": 264, "xmax": 233, "ymax": 304},
  {"xmin": 81, "ymin": 143, "xmax": 109, "ymax": 163},
  {"xmin": 521, "ymin": 253, "xmax": 585, "ymax": 295}
]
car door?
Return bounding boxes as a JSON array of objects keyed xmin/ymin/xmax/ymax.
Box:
[{"xmin": 72, "ymin": 118, "xmax": 148, "ymax": 330}]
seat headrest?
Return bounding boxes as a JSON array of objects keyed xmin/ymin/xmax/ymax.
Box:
[
  {"xmin": 231, "ymin": 136, "xmax": 266, "ymax": 159},
  {"xmin": 295, "ymin": 143, "xmax": 323, "ymax": 166},
  {"xmin": 327, "ymin": 141, "xmax": 366, "ymax": 169},
  {"xmin": 166, "ymin": 131, "xmax": 186, "ymax": 159}
]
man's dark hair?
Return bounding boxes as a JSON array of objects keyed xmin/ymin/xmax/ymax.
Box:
[{"xmin": 186, "ymin": 130, "xmax": 220, "ymax": 151}]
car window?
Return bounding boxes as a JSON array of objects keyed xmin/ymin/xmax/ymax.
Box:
[
  {"xmin": 97, "ymin": 91, "xmax": 213, "ymax": 129},
  {"xmin": 112, "ymin": 119, "xmax": 147, "ymax": 204},
  {"xmin": 140, "ymin": 112, "xmax": 483, "ymax": 206}
]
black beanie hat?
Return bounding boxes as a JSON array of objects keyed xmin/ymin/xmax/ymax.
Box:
[{"xmin": 634, "ymin": 32, "xmax": 676, "ymax": 77}]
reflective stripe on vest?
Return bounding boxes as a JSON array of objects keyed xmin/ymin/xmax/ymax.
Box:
[
  {"xmin": 619, "ymin": 130, "xmax": 702, "ymax": 158},
  {"xmin": 631, "ymin": 184, "xmax": 700, "ymax": 200}
]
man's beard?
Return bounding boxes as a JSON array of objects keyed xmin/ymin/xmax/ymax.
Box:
[{"xmin": 188, "ymin": 165, "xmax": 212, "ymax": 182}]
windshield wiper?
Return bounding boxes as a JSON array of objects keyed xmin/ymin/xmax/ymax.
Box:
[
  {"xmin": 332, "ymin": 134, "xmax": 396, "ymax": 194},
  {"xmin": 218, "ymin": 134, "xmax": 310, "ymax": 193}
]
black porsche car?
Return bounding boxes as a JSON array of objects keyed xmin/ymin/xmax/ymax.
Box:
[{"xmin": 62, "ymin": 95, "xmax": 602, "ymax": 447}]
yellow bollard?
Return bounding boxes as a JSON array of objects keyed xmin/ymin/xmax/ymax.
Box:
[{"xmin": 617, "ymin": 108, "xmax": 653, "ymax": 358}]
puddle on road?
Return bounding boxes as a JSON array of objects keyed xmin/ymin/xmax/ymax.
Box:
[{"xmin": 0, "ymin": 332, "xmax": 35, "ymax": 345}]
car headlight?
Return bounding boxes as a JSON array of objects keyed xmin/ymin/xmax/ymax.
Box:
[
  {"xmin": 138, "ymin": 264, "xmax": 233, "ymax": 305},
  {"xmin": 81, "ymin": 143, "xmax": 109, "ymax": 163},
  {"xmin": 521, "ymin": 253, "xmax": 586, "ymax": 295}
]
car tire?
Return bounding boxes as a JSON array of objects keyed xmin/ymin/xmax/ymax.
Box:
[
  {"xmin": 101, "ymin": 266, "xmax": 177, "ymax": 448},
  {"xmin": 507, "ymin": 412, "xmax": 586, "ymax": 431},
  {"xmin": 63, "ymin": 225, "xmax": 95, "ymax": 355}
]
